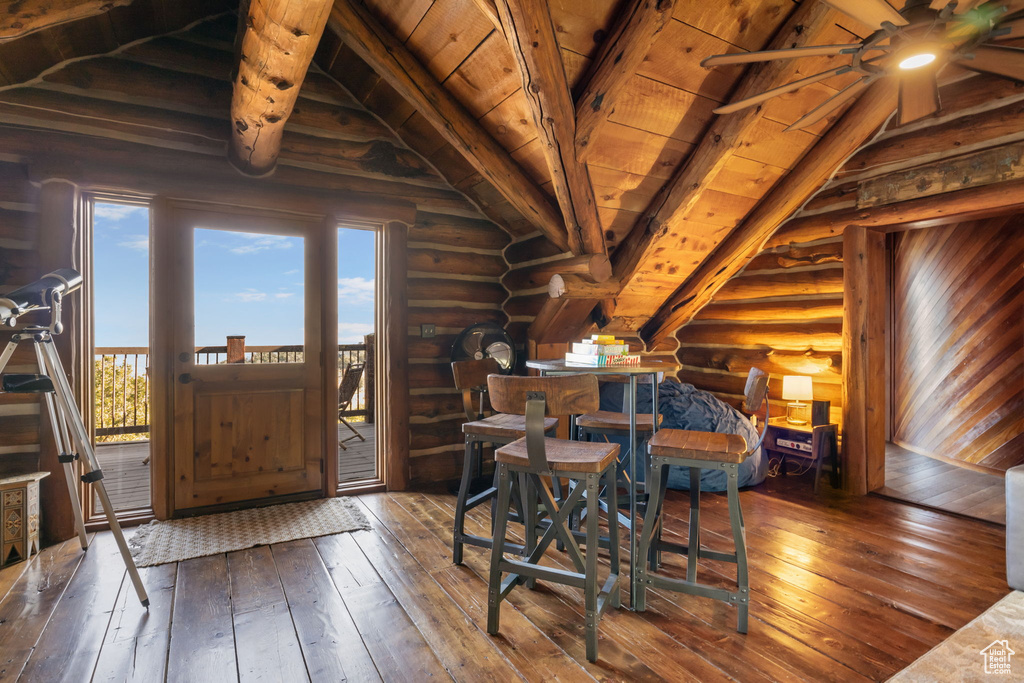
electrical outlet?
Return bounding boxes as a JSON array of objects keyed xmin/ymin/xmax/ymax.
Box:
[{"xmin": 421, "ymin": 323, "xmax": 436, "ymax": 338}]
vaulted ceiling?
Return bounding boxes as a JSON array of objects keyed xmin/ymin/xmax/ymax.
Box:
[{"xmin": 1, "ymin": 0, "xmax": 1020, "ymax": 343}]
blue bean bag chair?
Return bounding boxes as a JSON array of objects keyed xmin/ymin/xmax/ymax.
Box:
[{"xmin": 596, "ymin": 378, "xmax": 766, "ymax": 492}]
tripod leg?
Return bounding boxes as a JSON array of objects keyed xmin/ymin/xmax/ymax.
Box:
[
  {"xmin": 0, "ymin": 338, "xmax": 19, "ymax": 374},
  {"xmin": 39, "ymin": 340, "xmax": 150, "ymax": 608},
  {"xmin": 43, "ymin": 392, "xmax": 88, "ymax": 549}
]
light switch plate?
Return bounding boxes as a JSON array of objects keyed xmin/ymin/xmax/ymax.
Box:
[{"xmin": 421, "ymin": 323, "xmax": 436, "ymax": 338}]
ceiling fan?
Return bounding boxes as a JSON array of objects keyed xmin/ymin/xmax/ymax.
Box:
[{"xmin": 701, "ymin": 0, "xmax": 1024, "ymax": 130}]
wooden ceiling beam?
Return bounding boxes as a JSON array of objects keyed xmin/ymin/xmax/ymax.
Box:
[
  {"xmin": 229, "ymin": 0, "xmax": 333, "ymax": 176},
  {"xmin": 329, "ymin": 0, "xmax": 570, "ymax": 253},
  {"xmin": 610, "ymin": 0, "xmax": 838, "ymax": 288},
  {"xmin": 0, "ymin": 0, "xmax": 131, "ymax": 42},
  {"xmin": 574, "ymin": 0, "xmax": 675, "ymax": 161},
  {"xmin": 638, "ymin": 80, "xmax": 898, "ymax": 347},
  {"xmin": 495, "ymin": 0, "xmax": 605, "ymax": 256},
  {"xmin": 469, "ymin": 0, "xmax": 502, "ymax": 35}
]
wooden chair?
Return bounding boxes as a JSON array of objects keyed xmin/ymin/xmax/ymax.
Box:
[
  {"xmin": 338, "ymin": 361, "xmax": 366, "ymax": 451},
  {"xmin": 634, "ymin": 367, "xmax": 769, "ymax": 633},
  {"xmin": 486, "ymin": 373, "xmax": 621, "ymax": 663},
  {"xmin": 451, "ymin": 358, "xmax": 557, "ymax": 565}
]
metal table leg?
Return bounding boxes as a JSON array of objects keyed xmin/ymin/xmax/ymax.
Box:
[{"xmin": 628, "ymin": 374, "xmax": 637, "ymax": 607}]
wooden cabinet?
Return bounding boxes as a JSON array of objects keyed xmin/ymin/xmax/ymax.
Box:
[{"xmin": 1, "ymin": 472, "xmax": 47, "ymax": 567}]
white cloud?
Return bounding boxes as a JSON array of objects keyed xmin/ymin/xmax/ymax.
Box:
[
  {"xmin": 229, "ymin": 234, "xmax": 294, "ymax": 255},
  {"xmin": 338, "ymin": 277, "xmax": 374, "ymax": 304},
  {"xmin": 95, "ymin": 204, "xmax": 146, "ymax": 221},
  {"xmin": 118, "ymin": 235, "xmax": 149, "ymax": 251},
  {"xmin": 338, "ymin": 322, "xmax": 374, "ymax": 343},
  {"xmin": 283, "ymin": 269, "xmax": 300, "ymax": 275},
  {"xmin": 232, "ymin": 288, "xmax": 267, "ymax": 302},
  {"xmin": 274, "ymin": 293, "xmax": 295, "ymax": 299}
]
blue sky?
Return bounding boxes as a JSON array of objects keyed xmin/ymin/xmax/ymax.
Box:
[{"xmin": 93, "ymin": 202, "xmax": 375, "ymax": 348}]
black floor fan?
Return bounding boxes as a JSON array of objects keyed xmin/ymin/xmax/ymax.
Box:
[{"xmin": 448, "ymin": 322, "xmax": 518, "ymax": 495}]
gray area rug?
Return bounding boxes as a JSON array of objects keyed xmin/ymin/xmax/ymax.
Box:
[
  {"xmin": 128, "ymin": 497, "xmax": 371, "ymax": 567},
  {"xmin": 889, "ymin": 590, "xmax": 1023, "ymax": 681}
]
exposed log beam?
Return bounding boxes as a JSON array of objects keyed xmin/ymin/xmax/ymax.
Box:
[
  {"xmin": 229, "ymin": 0, "xmax": 333, "ymax": 176},
  {"xmin": 0, "ymin": 0, "xmax": 131, "ymax": 42},
  {"xmin": 502, "ymin": 253, "xmax": 611, "ymax": 291},
  {"xmin": 549, "ymin": 274, "xmax": 621, "ymax": 299},
  {"xmin": 329, "ymin": 0, "xmax": 570, "ymax": 252},
  {"xmin": 639, "ymin": 80, "xmax": 899, "ymax": 347},
  {"xmin": 495, "ymin": 0, "xmax": 605, "ymax": 256},
  {"xmin": 611, "ymin": 1, "xmax": 838, "ymax": 288},
  {"xmin": 574, "ymin": 0, "xmax": 674, "ymax": 161},
  {"xmin": 527, "ymin": 297, "xmax": 596, "ymax": 344},
  {"xmin": 469, "ymin": 0, "xmax": 502, "ymax": 34}
]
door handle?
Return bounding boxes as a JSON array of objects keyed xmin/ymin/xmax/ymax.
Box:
[{"xmin": 178, "ymin": 373, "xmax": 192, "ymax": 384}]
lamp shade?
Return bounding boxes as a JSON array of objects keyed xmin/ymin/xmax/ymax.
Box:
[{"xmin": 782, "ymin": 375, "xmax": 813, "ymax": 402}]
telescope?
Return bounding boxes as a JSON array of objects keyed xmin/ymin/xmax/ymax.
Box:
[
  {"xmin": 0, "ymin": 268, "xmax": 83, "ymax": 328},
  {"xmin": 0, "ymin": 266, "xmax": 148, "ymax": 606}
]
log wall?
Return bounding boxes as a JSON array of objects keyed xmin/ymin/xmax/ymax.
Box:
[{"xmin": 0, "ymin": 15, "xmax": 516, "ymax": 528}]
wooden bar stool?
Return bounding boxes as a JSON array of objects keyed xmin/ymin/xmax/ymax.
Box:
[
  {"xmin": 486, "ymin": 373, "xmax": 621, "ymax": 663},
  {"xmin": 451, "ymin": 358, "xmax": 557, "ymax": 565},
  {"xmin": 634, "ymin": 368, "xmax": 769, "ymax": 633}
]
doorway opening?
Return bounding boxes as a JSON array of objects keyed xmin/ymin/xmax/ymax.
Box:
[
  {"xmin": 336, "ymin": 223, "xmax": 378, "ymax": 487},
  {"xmin": 88, "ymin": 198, "xmax": 152, "ymax": 519},
  {"xmin": 875, "ymin": 214, "xmax": 1023, "ymax": 524}
]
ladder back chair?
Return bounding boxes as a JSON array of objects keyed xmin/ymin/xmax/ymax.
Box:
[
  {"xmin": 635, "ymin": 367, "xmax": 769, "ymax": 633},
  {"xmin": 451, "ymin": 358, "xmax": 557, "ymax": 565},
  {"xmin": 337, "ymin": 361, "xmax": 366, "ymax": 450},
  {"xmin": 487, "ymin": 373, "xmax": 621, "ymax": 663}
]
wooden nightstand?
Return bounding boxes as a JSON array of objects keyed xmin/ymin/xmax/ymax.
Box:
[{"xmin": 764, "ymin": 417, "xmax": 839, "ymax": 492}]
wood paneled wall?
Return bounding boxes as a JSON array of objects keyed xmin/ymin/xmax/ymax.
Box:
[
  {"xmin": 0, "ymin": 14, "xmax": 519, "ymax": 531},
  {"xmin": 891, "ymin": 215, "xmax": 1024, "ymax": 473}
]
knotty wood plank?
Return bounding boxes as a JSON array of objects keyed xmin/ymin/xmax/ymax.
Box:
[
  {"xmin": 91, "ymin": 561, "xmax": 177, "ymax": 683},
  {"xmin": 272, "ymin": 539, "xmax": 381, "ymax": 682},
  {"xmin": 0, "ymin": 535, "xmax": 91, "ymax": 679},
  {"xmin": 349, "ymin": 498, "xmax": 528, "ymax": 681},
  {"xmin": 166, "ymin": 554, "xmax": 238, "ymax": 683},
  {"xmin": 20, "ymin": 533, "xmax": 126, "ymax": 681},
  {"xmin": 227, "ymin": 546, "xmax": 309, "ymax": 683},
  {"xmin": 373, "ymin": 493, "xmax": 660, "ymax": 681}
]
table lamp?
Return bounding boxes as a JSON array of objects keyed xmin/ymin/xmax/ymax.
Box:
[{"xmin": 782, "ymin": 375, "xmax": 813, "ymax": 425}]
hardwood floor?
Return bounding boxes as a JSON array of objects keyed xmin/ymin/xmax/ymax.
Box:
[
  {"xmin": 0, "ymin": 475, "xmax": 1009, "ymax": 681},
  {"xmin": 878, "ymin": 442, "xmax": 1006, "ymax": 525}
]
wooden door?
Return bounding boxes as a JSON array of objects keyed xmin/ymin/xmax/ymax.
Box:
[{"xmin": 168, "ymin": 205, "xmax": 324, "ymax": 512}]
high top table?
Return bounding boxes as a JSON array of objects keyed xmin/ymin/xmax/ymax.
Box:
[{"xmin": 525, "ymin": 358, "xmax": 679, "ymax": 607}]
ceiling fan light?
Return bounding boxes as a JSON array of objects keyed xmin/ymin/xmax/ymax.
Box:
[{"xmin": 899, "ymin": 52, "xmax": 937, "ymax": 69}]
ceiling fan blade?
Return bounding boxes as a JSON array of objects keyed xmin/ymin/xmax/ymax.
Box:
[
  {"xmin": 991, "ymin": 13, "xmax": 1024, "ymax": 41},
  {"xmin": 956, "ymin": 44, "xmax": 1024, "ymax": 80},
  {"xmin": 898, "ymin": 72, "xmax": 941, "ymax": 125},
  {"xmin": 785, "ymin": 77, "xmax": 873, "ymax": 132},
  {"xmin": 821, "ymin": 0, "xmax": 908, "ymax": 30},
  {"xmin": 701, "ymin": 44, "xmax": 863, "ymax": 68},
  {"xmin": 714, "ymin": 66, "xmax": 851, "ymax": 115}
]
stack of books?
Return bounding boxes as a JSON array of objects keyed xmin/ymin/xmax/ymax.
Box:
[{"xmin": 565, "ymin": 335, "xmax": 642, "ymax": 366}]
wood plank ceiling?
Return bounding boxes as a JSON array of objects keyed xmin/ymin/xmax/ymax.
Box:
[
  {"xmin": 317, "ymin": 0, "xmax": 892, "ymax": 335},
  {"xmin": 0, "ymin": 0, "xmax": 921, "ymax": 337}
]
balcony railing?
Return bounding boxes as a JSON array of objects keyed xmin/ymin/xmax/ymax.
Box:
[{"xmin": 94, "ymin": 337, "xmax": 374, "ymax": 443}]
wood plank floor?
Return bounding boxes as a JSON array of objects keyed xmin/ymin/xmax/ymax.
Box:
[
  {"xmin": 0, "ymin": 475, "xmax": 1009, "ymax": 681},
  {"xmin": 94, "ymin": 423, "xmax": 378, "ymax": 512},
  {"xmin": 878, "ymin": 442, "xmax": 1006, "ymax": 525}
]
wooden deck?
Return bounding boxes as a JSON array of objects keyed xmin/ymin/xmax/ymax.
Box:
[
  {"xmin": 95, "ymin": 423, "xmax": 377, "ymax": 512},
  {"xmin": 877, "ymin": 442, "xmax": 1006, "ymax": 525},
  {"xmin": 0, "ymin": 474, "xmax": 1009, "ymax": 681}
]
